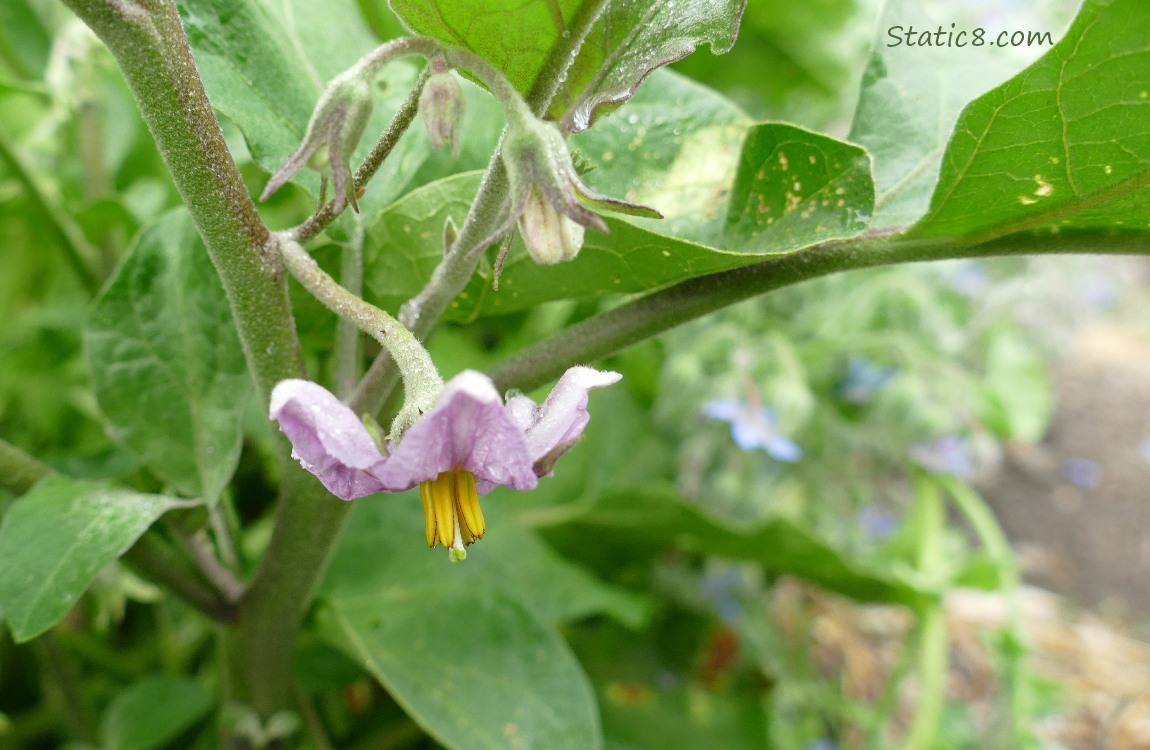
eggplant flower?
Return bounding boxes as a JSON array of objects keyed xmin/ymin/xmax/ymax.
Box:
[
  {"xmin": 497, "ymin": 116, "xmax": 661, "ymax": 264},
  {"xmin": 270, "ymin": 367, "xmax": 620, "ymax": 559}
]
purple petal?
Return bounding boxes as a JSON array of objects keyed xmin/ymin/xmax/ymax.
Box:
[
  {"xmin": 269, "ymin": 380, "xmax": 388, "ymax": 500},
  {"xmin": 516, "ymin": 367, "xmax": 622, "ymax": 470},
  {"xmin": 373, "ymin": 370, "xmax": 538, "ymax": 492}
]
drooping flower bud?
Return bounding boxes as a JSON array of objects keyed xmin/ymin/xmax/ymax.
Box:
[
  {"xmin": 419, "ymin": 66, "xmax": 464, "ymax": 157},
  {"xmin": 498, "ymin": 116, "xmax": 662, "ymax": 265},
  {"xmin": 260, "ymin": 70, "xmax": 374, "ymax": 213},
  {"xmin": 518, "ymin": 185, "xmax": 585, "ymax": 264}
]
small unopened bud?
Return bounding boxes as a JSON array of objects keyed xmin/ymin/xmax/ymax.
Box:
[
  {"xmin": 518, "ymin": 185, "xmax": 584, "ymax": 264},
  {"xmin": 419, "ymin": 71, "xmax": 464, "ymax": 157}
]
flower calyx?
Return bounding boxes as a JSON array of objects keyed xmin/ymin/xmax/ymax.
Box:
[
  {"xmin": 498, "ymin": 116, "xmax": 662, "ymax": 265},
  {"xmin": 260, "ymin": 69, "xmax": 374, "ymax": 214}
]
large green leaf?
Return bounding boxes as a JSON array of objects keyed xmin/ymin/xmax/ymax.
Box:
[
  {"xmin": 364, "ymin": 71, "xmax": 874, "ymax": 318},
  {"xmin": 179, "ymin": 0, "xmax": 436, "ymax": 213},
  {"xmin": 848, "ymin": 0, "xmax": 1080, "ymax": 227},
  {"xmin": 556, "ymin": 486, "xmax": 921, "ymax": 605},
  {"xmin": 322, "ymin": 498, "xmax": 647, "ymax": 628},
  {"xmin": 320, "ymin": 588, "xmax": 602, "ymax": 750},
  {"xmin": 317, "ymin": 497, "xmax": 644, "ymax": 750},
  {"xmin": 101, "ymin": 675, "xmax": 214, "ymax": 750},
  {"xmin": 389, "ymin": 0, "xmax": 744, "ymax": 128},
  {"xmin": 913, "ymin": 0, "xmax": 1150, "ymax": 239},
  {"xmin": 85, "ymin": 210, "xmax": 250, "ymax": 500},
  {"xmin": 0, "ymin": 476, "xmax": 185, "ymax": 642}
]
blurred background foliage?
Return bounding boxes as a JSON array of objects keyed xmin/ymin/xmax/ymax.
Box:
[{"xmin": 2, "ymin": 0, "xmax": 1145, "ymax": 749}]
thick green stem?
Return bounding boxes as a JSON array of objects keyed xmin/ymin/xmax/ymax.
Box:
[
  {"xmin": 485, "ymin": 230, "xmax": 1150, "ymax": 392},
  {"xmin": 58, "ymin": 0, "xmax": 343, "ymax": 716}
]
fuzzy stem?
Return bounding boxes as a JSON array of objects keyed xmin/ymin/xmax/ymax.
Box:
[
  {"xmin": 351, "ymin": 3, "xmax": 609, "ymax": 416},
  {"xmin": 486, "ymin": 229, "xmax": 1150, "ymax": 392},
  {"xmin": 280, "ymin": 237, "xmax": 442, "ymax": 430},
  {"xmin": 58, "ymin": 0, "xmax": 341, "ymax": 716},
  {"xmin": 291, "ymin": 65, "xmax": 430, "ymax": 243},
  {"xmin": 333, "ymin": 216, "xmax": 367, "ymax": 398}
]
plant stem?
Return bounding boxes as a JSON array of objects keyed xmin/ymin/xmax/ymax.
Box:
[
  {"xmin": 292, "ymin": 66, "xmax": 430, "ymax": 244},
  {"xmin": 485, "ymin": 229, "xmax": 1150, "ymax": 392},
  {"xmin": 352, "ymin": 5, "xmax": 607, "ymax": 414},
  {"xmin": 280, "ymin": 238, "xmax": 442, "ymax": 429},
  {"xmin": 122, "ymin": 532, "xmax": 238, "ymax": 622},
  {"xmin": 333, "ymin": 216, "xmax": 366, "ymax": 399},
  {"xmin": 899, "ymin": 475, "xmax": 948, "ymax": 750},
  {"xmin": 164, "ymin": 520, "xmax": 245, "ymax": 603},
  {"xmin": 58, "ymin": 0, "xmax": 342, "ymax": 716}
]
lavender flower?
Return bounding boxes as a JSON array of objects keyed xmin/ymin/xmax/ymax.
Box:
[
  {"xmin": 703, "ymin": 398, "xmax": 801, "ymax": 463},
  {"xmin": 271, "ymin": 367, "xmax": 620, "ymax": 559}
]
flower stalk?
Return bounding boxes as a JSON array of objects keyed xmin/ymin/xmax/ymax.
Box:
[{"xmin": 278, "ymin": 237, "xmax": 442, "ymax": 436}]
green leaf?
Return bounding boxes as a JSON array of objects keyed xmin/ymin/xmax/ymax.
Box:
[
  {"xmin": 180, "ymin": 0, "xmax": 434, "ymax": 213},
  {"xmin": 389, "ymin": 0, "xmax": 744, "ymax": 127},
  {"xmin": 319, "ymin": 588, "xmax": 602, "ymax": 750},
  {"xmin": 849, "ymin": 0, "xmax": 1079, "ymax": 227},
  {"xmin": 559, "ymin": 486, "xmax": 920, "ymax": 605},
  {"xmin": 364, "ymin": 71, "xmax": 874, "ymax": 318},
  {"xmin": 913, "ymin": 0, "xmax": 1150, "ymax": 239},
  {"xmin": 101, "ymin": 675, "xmax": 214, "ymax": 750},
  {"xmin": 0, "ymin": 476, "xmax": 185, "ymax": 642},
  {"xmin": 85, "ymin": 210, "xmax": 250, "ymax": 500},
  {"xmin": 322, "ymin": 498, "xmax": 647, "ymax": 628}
]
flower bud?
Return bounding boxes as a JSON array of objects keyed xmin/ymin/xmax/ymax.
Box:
[
  {"xmin": 261, "ymin": 70, "xmax": 374, "ymax": 213},
  {"xmin": 419, "ymin": 71, "xmax": 464, "ymax": 157},
  {"xmin": 496, "ymin": 116, "xmax": 662, "ymax": 267},
  {"xmin": 518, "ymin": 185, "xmax": 585, "ymax": 264}
]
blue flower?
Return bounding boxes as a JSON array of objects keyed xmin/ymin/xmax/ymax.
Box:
[
  {"xmin": 703, "ymin": 398, "xmax": 802, "ymax": 462},
  {"xmin": 837, "ymin": 356, "xmax": 896, "ymax": 406},
  {"xmin": 910, "ymin": 436, "xmax": 973, "ymax": 477},
  {"xmin": 1062, "ymin": 457, "xmax": 1101, "ymax": 489},
  {"xmin": 859, "ymin": 506, "xmax": 900, "ymax": 540},
  {"xmin": 950, "ymin": 261, "xmax": 988, "ymax": 297}
]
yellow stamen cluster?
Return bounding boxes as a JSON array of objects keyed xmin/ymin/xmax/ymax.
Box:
[{"xmin": 418, "ymin": 469, "xmax": 485, "ymax": 551}]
